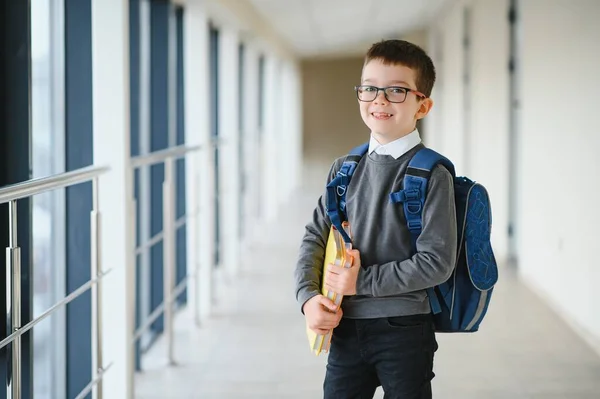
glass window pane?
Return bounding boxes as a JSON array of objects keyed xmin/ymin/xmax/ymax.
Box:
[{"xmin": 31, "ymin": 0, "xmax": 66, "ymax": 398}]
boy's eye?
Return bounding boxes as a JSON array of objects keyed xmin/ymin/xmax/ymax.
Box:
[
  {"xmin": 363, "ymin": 86, "xmax": 376, "ymax": 92},
  {"xmin": 388, "ymin": 87, "xmax": 407, "ymax": 94}
]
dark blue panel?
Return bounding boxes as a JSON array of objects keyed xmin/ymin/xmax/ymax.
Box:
[
  {"xmin": 135, "ymin": 255, "xmax": 142, "ymax": 370},
  {"xmin": 134, "ymin": 168, "xmax": 142, "ymax": 371},
  {"xmin": 129, "ymin": 0, "xmax": 143, "ymax": 370},
  {"xmin": 149, "ymin": 0, "xmax": 169, "ymax": 333},
  {"xmin": 175, "ymin": 7, "xmax": 187, "ymax": 304},
  {"xmin": 176, "ymin": 162, "xmax": 186, "ymax": 218},
  {"xmin": 130, "ymin": 0, "xmax": 140, "ymax": 158},
  {"xmin": 65, "ymin": 0, "xmax": 93, "ymax": 397},
  {"xmin": 176, "ymin": 226, "xmax": 187, "ymax": 304},
  {"xmin": 176, "ymin": 6, "xmax": 185, "ymax": 148},
  {"xmin": 209, "ymin": 26, "xmax": 219, "ymax": 139},
  {"xmin": 0, "ymin": 1, "xmax": 33, "ymax": 397},
  {"xmin": 209, "ymin": 25, "xmax": 220, "ymax": 267},
  {"xmin": 176, "ymin": 7, "xmax": 186, "ymax": 220}
]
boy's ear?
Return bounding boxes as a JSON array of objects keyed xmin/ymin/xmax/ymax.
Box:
[{"xmin": 415, "ymin": 98, "xmax": 434, "ymax": 120}]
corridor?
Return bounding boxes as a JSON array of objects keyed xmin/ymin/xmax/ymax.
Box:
[
  {"xmin": 2, "ymin": 0, "xmax": 599, "ymax": 397},
  {"xmin": 135, "ymin": 188, "xmax": 600, "ymax": 399}
]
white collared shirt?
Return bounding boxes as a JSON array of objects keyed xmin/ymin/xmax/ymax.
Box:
[{"xmin": 368, "ymin": 129, "xmax": 422, "ymax": 159}]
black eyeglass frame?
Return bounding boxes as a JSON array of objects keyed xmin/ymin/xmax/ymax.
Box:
[{"xmin": 353, "ymin": 85, "xmax": 427, "ymax": 103}]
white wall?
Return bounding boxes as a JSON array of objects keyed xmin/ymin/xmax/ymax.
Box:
[
  {"xmin": 184, "ymin": 0, "xmax": 213, "ymax": 324},
  {"xmin": 91, "ymin": 0, "xmax": 134, "ymax": 396},
  {"xmin": 205, "ymin": 0, "xmax": 303, "ymax": 226},
  {"xmin": 240, "ymin": 42, "xmax": 261, "ymax": 241},
  {"xmin": 290, "ymin": 61, "xmax": 304, "ymax": 195},
  {"xmin": 518, "ymin": 0, "xmax": 600, "ymax": 353},
  {"xmin": 467, "ymin": 0, "xmax": 510, "ymax": 259},
  {"xmin": 428, "ymin": 0, "xmax": 510, "ymax": 260},
  {"xmin": 432, "ymin": 4, "xmax": 466, "ymax": 173},
  {"xmin": 217, "ymin": 25, "xmax": 242, "ymax": 279},
  {"xmin": 261, "ymin": 55, "xmax": 280, "ymax": 221},
  {"xmin": 279, "ymin": 60, "xmax": 303, "ymax": 204},
  {"xmin": 429, "ymin": 0, "xmax": 600, "ymax": 354},
  {"xmin": 185, "ymin": 0, "xmax": 303, "ymax": 264}
]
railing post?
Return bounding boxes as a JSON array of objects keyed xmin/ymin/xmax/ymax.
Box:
[
  {"xmin": 127, "ymin": 195, "xmax": 138, "ymax": 398},
  {"xmin": 91, "ymin": 178, "xmax": 104, "ymax": 399},
  {"xmin": 194, "ymin": 172, "xmax": 201, "ymax": 328},
  {"xmin": 163, "ymin": 157, "xmax": 176, "ymax": 365},
  {"xmin": 6, "ymin": 200, "xmax": 21, "ymax": 399}
]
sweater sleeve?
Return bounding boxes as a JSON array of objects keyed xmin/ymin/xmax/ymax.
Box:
[
  {"xmin": 294, "ymin": 161, "xmax": 339, "ymax": 313},
  {"xmin": 355, "ymin": 165, "xmax": 457, "ymax": 297}
]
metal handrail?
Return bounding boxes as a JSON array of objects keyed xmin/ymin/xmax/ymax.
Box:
[
  {"xmin": 134, "ymin": 213, "xmax": 189, "ymax": 256},
  {"xmin": 0, "ymin": 269, "xmax": 112, "ymax": 351},
  {"xmin": 130, "ymin": 144, "xmax": 202, "ymax": 168},
  {"xmin": 0, "ymin": 165, "xmax": 110, "ymax": 399},
  {"xmin": 128, "ymin": 143, "xmax": 202, "ymax": 380},
  {"xmin": 131, "ymin": 272, "xmax": 190, "ymax": 343},
  {"xmin": 129, "ymin": 140, "xmax": 225, "ymax": 168},
  {"xmin": 0, "ymin": 165, "xmax": 110, "ymax": 204},
  {"xmin": 74, "ymin": 362, "xmax": 113, "ymax": 399}
]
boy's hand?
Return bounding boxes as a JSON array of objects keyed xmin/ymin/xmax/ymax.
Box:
[
  {"xmin": 303, "ymin": 295, "xmax": 343, "ymax": 335},
  {"xmin": 325, "ymin": 249, "xmax": 361, "ymax": 296}
]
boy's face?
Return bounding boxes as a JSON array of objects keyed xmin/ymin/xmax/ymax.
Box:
[{"xmin": 359, "ymin": 59, "xmax": 433, "ymax": 144}]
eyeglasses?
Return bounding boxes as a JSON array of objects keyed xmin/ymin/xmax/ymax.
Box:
[{"xmin": 354, "ymin": 85, "xmax": 426, "ymax": 103}]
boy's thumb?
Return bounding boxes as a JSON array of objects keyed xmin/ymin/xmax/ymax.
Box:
[{"xmin": 320, "ymin": 297, "xmax": 337, "ymax": 312}]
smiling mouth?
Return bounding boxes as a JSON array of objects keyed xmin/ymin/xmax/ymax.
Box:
[{"xmin": 372, "ymin": 112, "xmax": 393, "ymax": 120}]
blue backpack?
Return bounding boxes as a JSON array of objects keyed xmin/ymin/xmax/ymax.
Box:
[{"xmin": 325, "ymin": 143, "xmax": 498, "ymax": 332}]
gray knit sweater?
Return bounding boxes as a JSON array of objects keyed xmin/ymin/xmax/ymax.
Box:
[{"xmin": 294, "ymin": 144, "xmax": 457, "ymax": 318}]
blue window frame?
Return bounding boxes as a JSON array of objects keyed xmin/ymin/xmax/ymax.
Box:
[
  {"xmin": 0, "ymin": 1, "xmax": 34, "ymax": 398},
  {"xmin": 129, "ymin": 0, "xmax": 144, "ymax": 370},
  {"xmin": 175, "ymin": 5, "xmax": 187, "ymax": 305},
  {"xmin": 149, "ymin": 0, "xmax": 170, "ymax": 336},
  {"xmin": 64, "ymin": 0, "xmax": 94, "ymax": 396}
]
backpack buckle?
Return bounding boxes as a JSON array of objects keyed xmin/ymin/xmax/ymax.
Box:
[
  {"xmin": 407, "ymin": 220, "xmax": 422, "ymax": 231},
  {"xmin": 406, "ymin": 201, "xmax": 422, "ymax": 215},
  {"xmin": 404, "ymin": 189, "xmax": 420, "ymax": 201}
]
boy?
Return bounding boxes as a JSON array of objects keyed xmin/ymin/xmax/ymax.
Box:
[{"xmin": 294, "ymin": 39, "xmax": 457, "ymax": 398}]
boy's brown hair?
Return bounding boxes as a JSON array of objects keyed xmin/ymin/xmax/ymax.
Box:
[{"xmin": 365, "ymin": 39, "xmax": 436, "ymax": 98}]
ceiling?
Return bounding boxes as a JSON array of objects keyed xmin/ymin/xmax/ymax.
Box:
[{"xmin": 245, "ymin": 0, "xmax": 451, "ymax": 58}]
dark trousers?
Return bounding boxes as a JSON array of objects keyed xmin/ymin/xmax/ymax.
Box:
[{"xmin": 323, "ymin": 313, "xmax": 438, "ymax": 399}]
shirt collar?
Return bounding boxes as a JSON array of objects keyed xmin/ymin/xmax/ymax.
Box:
[{"xmin": 368, "ymin": 129, "xmax": 422, "ymax": 159}]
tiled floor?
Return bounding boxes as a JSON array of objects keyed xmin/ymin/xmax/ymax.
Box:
[{"xmin": 135, "ymin": 189, "xmax": 600, "ymax": 399}]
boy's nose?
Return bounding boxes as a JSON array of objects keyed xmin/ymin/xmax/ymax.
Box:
[{"xmin": 374, "ymin": 90, "xmax": 388, "ymax": 104}]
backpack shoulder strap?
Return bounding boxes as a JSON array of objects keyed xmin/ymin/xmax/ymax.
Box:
[
  {"xmin": 325, "ymin": 142, "xmax": 368, "ymax": 243},
  {"xmin": 390, "ymin": 148, "xmax": 456, "ymax": 315},
  {"xmin": 390, "ymin": 148, "xmax": 456, "ymax": 244}
]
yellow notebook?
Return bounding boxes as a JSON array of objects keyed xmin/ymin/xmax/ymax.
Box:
[{"xmin": 306, "ymin": 222, "xmax": 353, "ymax": 355}]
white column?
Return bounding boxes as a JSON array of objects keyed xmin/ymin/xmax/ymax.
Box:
[
  {"xmin": 274, "ymin": 60, "xmax": 288, "ymax": 207},
  {"xmin": 278, "ymin": 61, "xmax": 291, "ymax": 202},
  {"xmin": 217, "ymin": 26, "xmax": 241, "ymax": 279},
  {"xmin": 243, "ymin": 45, "xmax": 261, "ymax": 236},
  {"xmin": 91, "ymin": 0, "xmax": 134, "ymax": 397},
  {"xmin": 290, "ymin": 62, "xmax": 303, "ymax": 192},
  {"xmin": 184, "ymin": 1, "xmax": 213, "ymax": 324},
  {"xmin": 279, "ymin": 60, "xmax": 303, "ymax": 200},
  {"xmin": 262, "ymin": 54, "xmax": 280, "ymax": 221},
  {"xmin": 239, "ymin": 44, "xmax": 259, "ymax": 241}
]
